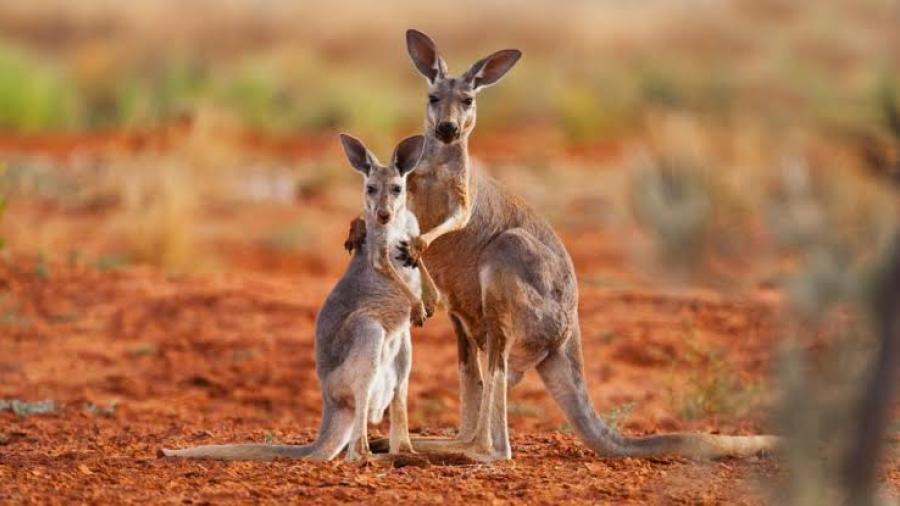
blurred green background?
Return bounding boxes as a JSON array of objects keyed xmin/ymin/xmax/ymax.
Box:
[
  {"xmin": 0, "ymin": 0, "xmax": 897, "ymax": 144},
  {"xmin": 0, "ymin": 0, "xmax": 897, "ymax": 279}
]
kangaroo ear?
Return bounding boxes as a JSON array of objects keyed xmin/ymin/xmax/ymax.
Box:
[
  {"xmin": 339, "ymin": 133, "xmax": 375, "ymax": 176},
  {"xmin": 406, "ymin": 29, "xmax": 447, "ymax": 84},
  {"xmin": 463, "ymin": 49, "xmax": 522, "ymax": 91},
  {"xmin": 391, "ymin": 135, "xmax": 425, "ymax": 177}
]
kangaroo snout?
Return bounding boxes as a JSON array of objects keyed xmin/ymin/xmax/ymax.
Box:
[
  {"xmin": 377, "ymin": 209, "xmax": 392, "ymax": 224},
  {"xmin": 435, "ymin": 121, "xmax": 459, "ymax": 143}
]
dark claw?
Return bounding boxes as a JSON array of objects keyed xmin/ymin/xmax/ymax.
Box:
[{"xmin": 396, "ymin": 243, "xmax": 416, "ymax": 268}]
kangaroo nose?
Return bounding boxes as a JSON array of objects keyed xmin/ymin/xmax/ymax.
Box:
[
  {"xmin": 436, "ymin": 121, "xmax": 459, "ymax": 141},
  {"xmin": 377, "ymin": 210, "xmax": 391, "ymax": 223}
]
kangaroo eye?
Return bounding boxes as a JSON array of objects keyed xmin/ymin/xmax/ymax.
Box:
[
  {"xmin": 366, "ymin": 185, "xmax": 377, "ymax": 195},
  {"xmin": 428, "ymin": 95, "xmax": 439, "ymax": 104},
  {"xmin": 462, "ymin": 97, "xmax": 474, "ymax": 107},
  {"xmin": 391, "ymin": 185, "xmax": 402, "ymax": 195}
]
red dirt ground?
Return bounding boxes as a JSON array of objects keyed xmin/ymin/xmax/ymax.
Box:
[
  {"xmin": 2, "ymin": 255, "xmax": 897, "ymax": 504},
  {"xmin": 0, "ymin": 132, "xmax": 897, "ymax": 504}
]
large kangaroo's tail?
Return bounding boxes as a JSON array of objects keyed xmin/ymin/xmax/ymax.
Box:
[
  {"xmin": 536, "ymin": 326, "xmax": 778, "ymax": 459},
  {"xmin": 159, "ymin": 404, "xmax": 353, "ymax": 461}
]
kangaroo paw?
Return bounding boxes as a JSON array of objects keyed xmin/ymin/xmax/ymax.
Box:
[{"xmin": 344, "ymin": 217, "xmax": 367, "ymax": 254}]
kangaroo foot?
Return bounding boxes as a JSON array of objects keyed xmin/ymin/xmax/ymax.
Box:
[
  {"xmin": 368, "ymin": 437, "xmax": 416, "ymax": 455},
  {"xmin": 412, "ymin": 439, "xmax": 508, "ymax": 463},
  {"xmin": 453, "ymin": 440, "xmax": 512, "ymax": 463},
  {"xmin": 371, "ymin": 435, "xmax": 467, "ymax": 454},
  {"xmin": 368, "ymin": 437, "xmax": 391, "ymax": 454}
]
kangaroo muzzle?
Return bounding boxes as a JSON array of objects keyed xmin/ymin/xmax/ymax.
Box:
[{"xmin": 435, "ymin": 121, "xmax": 460, "ymax": 143}]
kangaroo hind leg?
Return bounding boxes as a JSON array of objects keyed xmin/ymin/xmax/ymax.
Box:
[
  {"xmin": 468, "ymin": 228, "xmax": 572, "ymax": 461},
  {"xmin": 381, "ymin": 315, "xmax": 483, "ymax": 454},
  {"xmin": 388, "ymin": 329, "xmax": 414, "ymax": 454},
  {"xmin": 338, "ymin": 317, "xmax": 385, "ymax": 462}
]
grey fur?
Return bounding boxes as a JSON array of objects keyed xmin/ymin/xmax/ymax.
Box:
[
  {"xmin": 160, "ymin": 134, "xmax": 437, "ymax": 461},
  {"xmin": 377, "ymin": 29, "xmax": 777, "ymax": 461}
]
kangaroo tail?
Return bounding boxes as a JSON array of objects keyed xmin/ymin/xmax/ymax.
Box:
[
  {"xmin": 159, "ymin": 443, "xmax": 318, "ymax": 461},
  {"xmin": 536, "ymin": 326, "xmax": 777, "ymax": 459},
  {"xmin": 160, "ymin": 404, "xmax": 353, "ymax": 461}
]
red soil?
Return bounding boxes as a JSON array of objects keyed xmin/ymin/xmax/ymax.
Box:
[
  {"xmin": 3, "ymin": 256, "xmax": 895, "ymax": 504},
  {"xmin": 0, "ymin": 131, "xmax": 897, "ymax": 504}
]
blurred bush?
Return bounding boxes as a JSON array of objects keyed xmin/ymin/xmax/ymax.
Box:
[
  {"xmin": 0, "ymin": 0, "xmax": 896, "ymax": 143},
  {"xmin": 0, "ymin": 45, "xmax": 77, "ymax": 131}
]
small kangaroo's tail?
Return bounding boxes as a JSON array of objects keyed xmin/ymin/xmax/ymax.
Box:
[
  {"xmin": 536, "ymin": 326, "xmax": 778, "ymax": 459},
  {"xmin": 159, "ymin": 404, "xmax": 353, "ymax": 461},
  {"xmin": 159, "ymin": 443, "xmax": 317, "ymax": 461}
]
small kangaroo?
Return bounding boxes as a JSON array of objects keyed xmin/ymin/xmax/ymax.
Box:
[
  {"xmin": 348, "ymin": 30, "xmax": 777, "ymax": 461},
  {"xmin": 161, "ymin": 133, "xmax": 439, "ymax": 461}
]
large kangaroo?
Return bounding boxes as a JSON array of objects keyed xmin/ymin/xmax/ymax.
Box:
[
  {"xmin": 161, "ymin": 134, "xmax": 439, "ymax": 461},
  {"xmin": 349, "ymin": 30, "xmax": 776, "ymax": 461}
]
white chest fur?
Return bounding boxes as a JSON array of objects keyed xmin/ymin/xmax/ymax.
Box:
[{"xmin": 373, "ymin": 210, "xmax": 422, "ymax": 299}]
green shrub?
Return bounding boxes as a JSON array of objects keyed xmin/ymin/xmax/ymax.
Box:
[{"xmin": 0, "ymin": 45, "xmax": 78, "ymax": 131}]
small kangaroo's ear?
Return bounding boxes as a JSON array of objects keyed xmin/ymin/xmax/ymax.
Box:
[
  {"xmin": 406, "ymin": 29, "xmax": 447, "ymax": 84},
  {"xmin": 391, "ymin": 135, "xmax": 425, "ymax": 177},
  {"xmin": 339, "ymin": 133, "xmax": 375, "ymax": 176},
  {"xmin": 463, "ymin": 49, "xmax": 522, "ymax": 91}
]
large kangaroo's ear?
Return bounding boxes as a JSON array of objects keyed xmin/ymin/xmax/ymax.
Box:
[
  {"xmin": 391, "ymin": 135, "xmax": 425, "ymax": 177},
  {"xmin": 406, "ymin": 29, "xmax": 447, "ymax": 84},
  {"xmin": 463, "ymin": 49, "xmax": 522, "ymax": 91},
  {"xmin": 339, "ymin": 133, "xmax": 376, "ymax": 176}
]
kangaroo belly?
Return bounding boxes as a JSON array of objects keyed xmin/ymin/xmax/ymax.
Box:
[{"xmin": 368, "ymin": 327, "xmax": 406, "ymax": 423}]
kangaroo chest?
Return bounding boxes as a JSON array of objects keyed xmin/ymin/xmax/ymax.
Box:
[
  {"xmin": 368, "ymin": 217, "xmax": 422, "ymax": 302},
  {"xmin": 408, "ymin": 163, "xmax": 465, "ymax": 233},
  {"xmin": 407, "ymin": 164, "xmax": 488, "ymax": 325}
]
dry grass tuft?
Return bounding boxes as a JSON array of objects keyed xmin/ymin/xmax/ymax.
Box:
[{"xmin": 115, "ymin": 157, "xmax": 198, "ymax": 272}]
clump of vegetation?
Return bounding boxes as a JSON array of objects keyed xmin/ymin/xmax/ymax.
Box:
[
  {"xmin": 118, "ymin": 158, "xmax": 198, "ymax": 272},
  {"xmin": 671, "ymin": 336, "xmax": 763, "ymax": 422},
  {"xmin": 0, "ymin": 45, "xmax": 77, "ymax": 131},
  {"xmin": 627, "ymin": 146, "xmax": 757, "ymax": 283},
  {"xmin": 762, "ymin": 155, "xmax": 898, "ymax": 505},
  {"xmin": 627, "ymin": 99, "xmax": 897, "ymax": 503},
  {"xmin": 95, "ymin": 254, "xmax": 131, "ymax": 272},
  {"xmin": 0, "ymin": 399, "xmax": 59, "ymax": 417},
  {"xmin": 629, "ymin": 156, "xmax": 713, "ymax": 271},
  {"xmin": 33, "ymin": 253, "xmax": 50, "ymax": 279},
  {"xmin": 127, "ymin": 342, "xmax": 158, "ymax": 357},
  {"xmin": 84, "ymin": 401, "xmax": 119, "ymax": 417}
]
